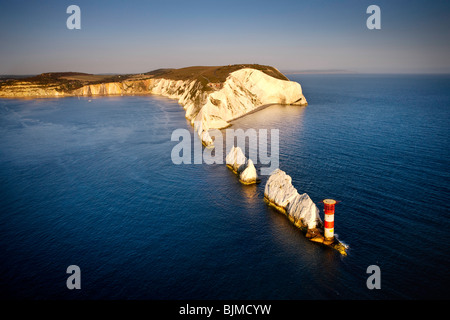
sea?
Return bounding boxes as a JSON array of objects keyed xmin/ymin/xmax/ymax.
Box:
[{"xmin": 0, "ymin": 74, "xmax": 449, "ymax": 300}]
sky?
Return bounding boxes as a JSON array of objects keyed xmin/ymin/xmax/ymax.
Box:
[{"xmin": 0, "ymin": 0, "xmax": 449, "ymax": 74}]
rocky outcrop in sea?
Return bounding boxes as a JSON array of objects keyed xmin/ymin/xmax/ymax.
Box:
[
  {"xmin": 264, "ymin": 169, "xmax": 348, "ymax": 255},
  {"xmin": 226, "ymin": 146, "xmax": 259, "ymax": 184}
]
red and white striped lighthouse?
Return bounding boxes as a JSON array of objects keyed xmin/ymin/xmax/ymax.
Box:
[{"xmin": 323, "ymin": 199, "xmax": 337, "ymax": 240}]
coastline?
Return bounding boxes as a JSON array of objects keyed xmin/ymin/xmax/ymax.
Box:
[
  {"xmin": 1, "ymin": 65, "xmax": 348, "ymax": 257},
  {"xmin": 0, "ymin": 65, "xmax": 307, "ymax": 148}
]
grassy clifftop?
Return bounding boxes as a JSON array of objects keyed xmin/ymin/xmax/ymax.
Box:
[
  {"xmin": 147, "ymin": 64, "xmax": 288, "ymax": 82},
  {"xmin": 146, "ymin": 64, "xmax": 289, "ymax": 92},
  {"xmin": 0, "ymin": 72, "xmax": 126, "ymax": 93}
]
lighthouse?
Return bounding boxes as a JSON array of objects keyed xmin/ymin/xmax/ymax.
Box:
[{"xmin": 323, "ymin": 199, "xmax": 337, "ymax": 240}]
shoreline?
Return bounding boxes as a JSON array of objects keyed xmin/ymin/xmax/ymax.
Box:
[
  {"xmin": 0, "ymin": 65, "xmax": 308, "ymax": 147},
  {"xmin": 2, "ymin": 64, "xmax": 347, "ymax": 257}
]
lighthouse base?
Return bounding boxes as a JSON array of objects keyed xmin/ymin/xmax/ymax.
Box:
[{"xmin": 305, "ymin": 228, "xmax": 348, "ymax": 256}]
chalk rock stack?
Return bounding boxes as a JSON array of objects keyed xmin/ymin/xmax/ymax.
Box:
[
  {"xmin": 226, "ymin": 146, "xmax": 259, "ymax": 184},
  {"xmin": 239, "ymin": 159, "xmax": 258, "ymax": 184},
  {"xmin": 264, "ymin": 169, "xmax": 322, "ymax": 230}
]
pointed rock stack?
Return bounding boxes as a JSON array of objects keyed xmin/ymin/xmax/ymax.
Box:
[
  {"xmin": 226, "ymin": 146, "xmax": 259, "ymax": 185},
  {"xmin": 264, "ymin": 169, "xmax": 322, "ymax": 230}
]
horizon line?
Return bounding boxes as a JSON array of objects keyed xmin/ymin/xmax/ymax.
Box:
[{"xmin": 1, "ymin": 68, "xmax": 450, "ymax": 77}]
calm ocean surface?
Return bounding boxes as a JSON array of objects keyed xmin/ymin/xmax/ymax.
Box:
[{"xmin": 0, "ymin": 74, "xmax": 449, "ymax": 299}]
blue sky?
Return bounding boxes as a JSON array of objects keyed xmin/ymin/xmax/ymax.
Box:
[{"xmin": 0, "ymin": 0, "xmax": 449, "ymax": 74}]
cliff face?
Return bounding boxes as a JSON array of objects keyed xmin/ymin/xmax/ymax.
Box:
[
  {"xmin": 0, "ymin": 66, "xmax": 307, "ymax": 146},
  {"xmin": 147, "ymin": 68, "xmax": 307, "ymax": 146},
  {"xmin": 74, "ymin": 80, "xmax": 153, "ymax": 96},
  {"xmin": 188, "ymin": 68, "xmax": 307, "ymax": 146},
  {"xmin": 0, "ymin": 81, "xmax": 68, "ymax": 97}
]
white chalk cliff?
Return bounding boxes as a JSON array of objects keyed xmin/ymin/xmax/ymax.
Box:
[
  {"xmin": 150, "ymin": 68, "xmax": 307, "ymax": 146},
  {"xmin": 264, "ymin": 169, "xmax": 322, "ymax": 229}
]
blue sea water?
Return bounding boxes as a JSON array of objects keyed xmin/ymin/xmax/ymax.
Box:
[{"xmin": 0, "ymin": 74, "xmax": 449, "ymax": 300}]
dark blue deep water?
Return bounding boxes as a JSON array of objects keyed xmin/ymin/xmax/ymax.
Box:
[{"xmin": 1, "ymin": 74, "xmax": 449, "ymax": 299}]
